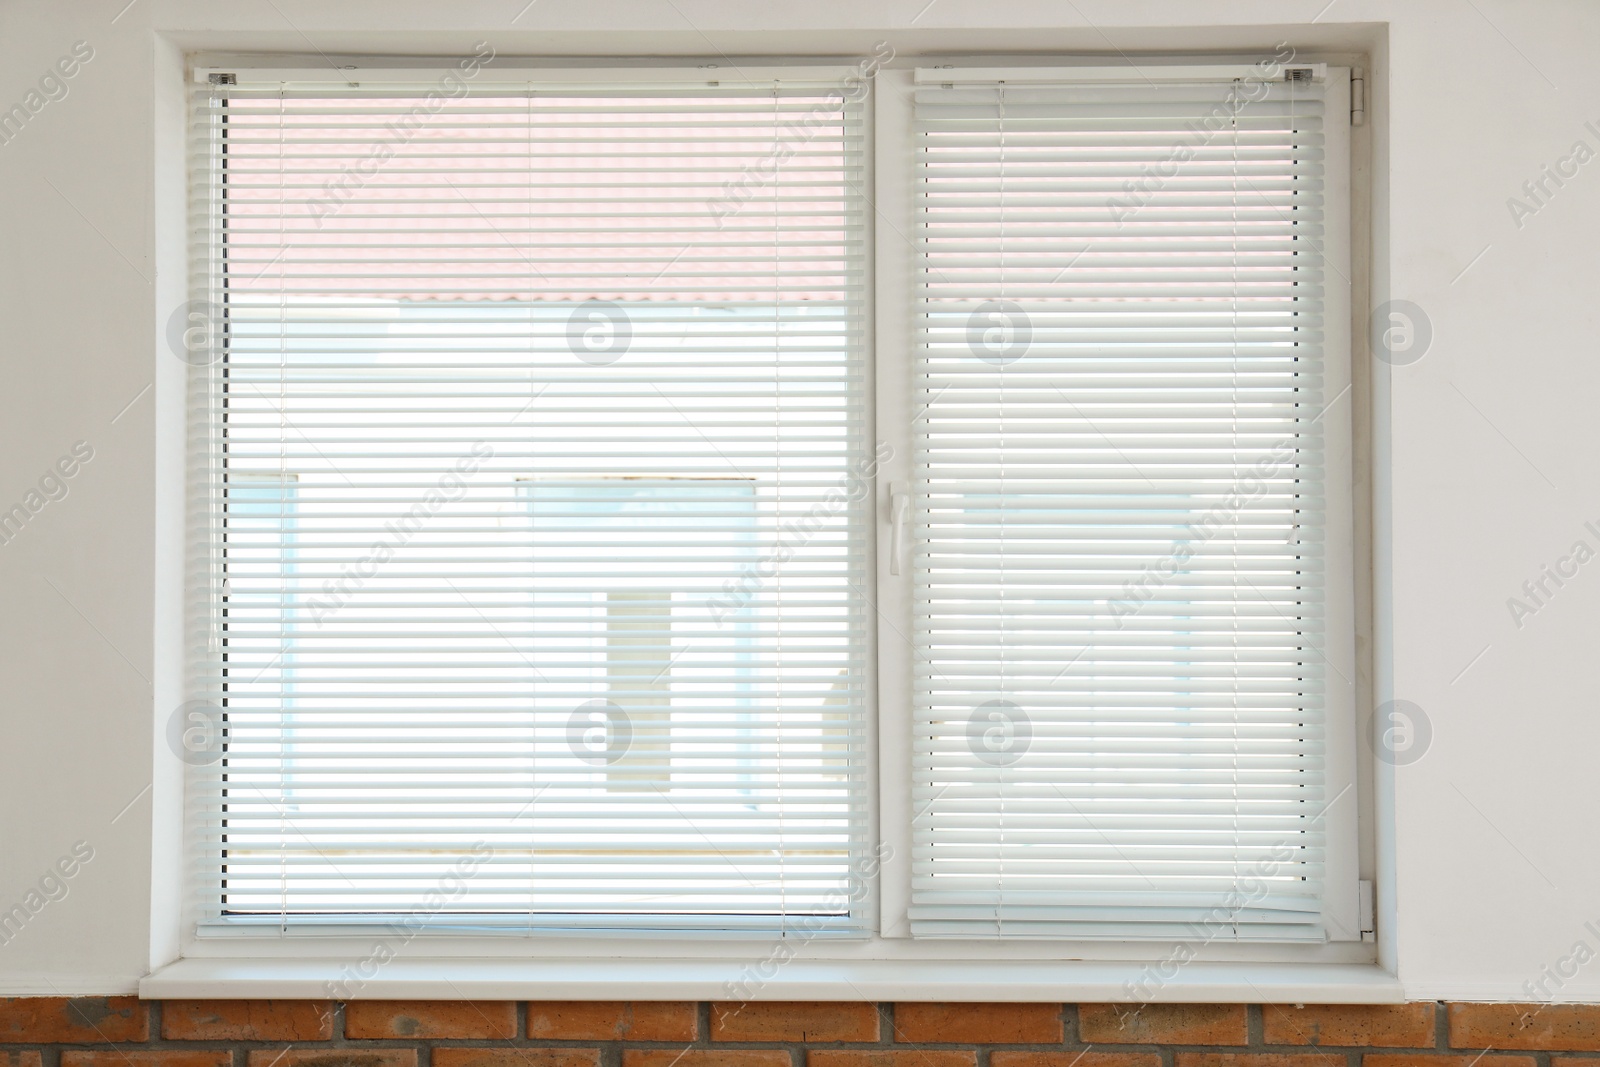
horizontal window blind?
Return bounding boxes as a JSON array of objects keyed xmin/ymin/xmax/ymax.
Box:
[
  {"xmin": 909, "ymin": 71, "xmax": 1336, "ymax": 939},
  {"xmin": 186, "ymin": 70, "xmax": 870, "ymax": 932}
]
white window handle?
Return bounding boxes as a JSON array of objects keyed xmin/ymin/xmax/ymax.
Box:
[{"xmin": 888, "ymin": 481, "xmax": 910, "ymax": 576}]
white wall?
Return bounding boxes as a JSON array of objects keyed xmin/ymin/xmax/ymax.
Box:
[{"xmin": 0, "ymin": 0, "xmax": 1596, "ymax": 1001}]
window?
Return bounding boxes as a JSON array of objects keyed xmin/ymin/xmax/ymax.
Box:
[{"xmin": 182, "ymin": 57, "xmax": 1357, "ymax": 954}]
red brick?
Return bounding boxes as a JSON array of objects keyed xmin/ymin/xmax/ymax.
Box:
[
  {"xmin": 995, "ymin": 1055, "xmax": 1161, "ymax": 1067},
  {"xmin": 715, "ymin": 1003, "xmax": 879, "ymax": 1043},
  {"xmin": 246, "ymin": 1053, "xmax": 416, "ymax": 1067},
  {"xmin": 811, "ymin": 1054, "xmax": 975, "ymax": 1067},
  {"xmin": 0, "ymin": 998, "xmax": 147, "ymax": 1043},
  {"xmin": 1265, "ymin": 1005, "xmax": 1436, "ymax": 1048},
  {"xmin": 165, "ymin": 1000, "xmax": 333, "ymax": 1041},
  {"xmin": 63, "ymin": 1055, "xmax": 228, "ymax": 1067},
  {"xmin": 1082, "ymin": 1005, "xmax": 1248, "ymax": 1046},
  {"xmin": 434, "ymin": 1052, "xmax": 601, "ymax": 1067},
  {"xmin": 1178, "ymin": 1056, "xmax": 1343, "ymax": 1067},
  {"xmin": 625, "ymin": 1054, "xmax": 791, "ymax": 1067},
  {"xmin": 894, "ymin": 1003, "xmax": 1062, "ymax": 1044},
  {"xmin": 529, "ymin": 1003, "xmax": 698, "ymax": 1042},
  {"xmin": 346, "ymin": 1002, "xmax": 516, "ymax": 1039},
  {"xmin": 1450, "ymin": 1005, "xmax": 1600, "ymax": 1051},
  {"xmin": 0, "ymin": 1053, "xmax": 42, "ymax": 1067},
  {"xmin": 1369, "ymin": 1057, "xmax": 1536, "ymax": 1067}
]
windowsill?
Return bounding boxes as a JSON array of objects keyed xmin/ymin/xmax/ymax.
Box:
[{"xmin": 140, "ymin": 956, "xmax": 1403, "ymax": 1002}]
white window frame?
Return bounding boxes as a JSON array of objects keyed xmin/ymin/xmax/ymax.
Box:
[{"xmin": 145, "ymin": 51, "xmax": 1386, "ymax": 1002}]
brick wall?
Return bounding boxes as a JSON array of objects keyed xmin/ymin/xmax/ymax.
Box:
[{"xmin": 2, "ymin": 1001, "xmax": 1597, "ymax": 1067}]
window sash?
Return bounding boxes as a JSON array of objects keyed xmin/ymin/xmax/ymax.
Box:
[
  {"xmin": 184, "ymin": 65, "xmax": 874, "ymax": 936},
  {"xmin": 872, "ymin": 66, "xmax": 1358, "ymax": 943}
]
